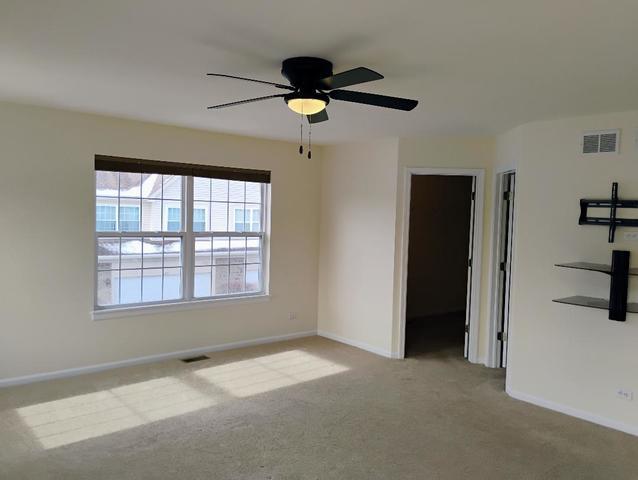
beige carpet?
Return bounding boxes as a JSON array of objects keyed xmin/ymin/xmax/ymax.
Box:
[{"xmin": 1, "ymin": 336, "xmax": 637, "ymax": 479}]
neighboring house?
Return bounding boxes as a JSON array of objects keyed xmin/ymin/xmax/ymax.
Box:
[{"xmin": 96, "ymin": 173, "xmax": 261, "ymax": 305}]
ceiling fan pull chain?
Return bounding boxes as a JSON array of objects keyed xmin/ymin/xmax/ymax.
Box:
[
  {"xmin": 308, "ymin": 121, "xmax": 312, "ymax": 159},
  {"xmin": 299, "ymin": 109, "xmax": 304, "ymax": 155}
]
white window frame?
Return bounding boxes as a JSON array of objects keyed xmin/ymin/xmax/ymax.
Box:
[{"xmin": 93, "ymin": 174, "xmax": 270, "ymax": 319}]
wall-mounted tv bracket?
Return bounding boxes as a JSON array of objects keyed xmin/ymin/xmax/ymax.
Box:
[{"xmin": 579, "ymin": 182, "xmax": 638, "ymax": 243}]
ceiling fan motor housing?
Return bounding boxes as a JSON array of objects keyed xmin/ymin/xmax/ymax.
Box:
[{"xmin": 281, "ymin": 57, "xmax": 333, "ymax": 90}]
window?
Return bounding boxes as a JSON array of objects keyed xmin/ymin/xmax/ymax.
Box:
[
  {"xmin": 192, "ymin": 178, "xmax": 264, "ymax": 298},
  {"xmin": 95, "ymin": 158, "xmax": 269, "ymax": 311}
]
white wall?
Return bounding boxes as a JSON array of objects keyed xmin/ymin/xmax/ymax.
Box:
[
  {"xmin": 317, "ymin": 139, "xmax": 399, "ymax": 357},
  {"xmin": 393, "ymin": 137, "xmax": 496, "ymax": 360},
  {"xmin": 0, "ymin": 101, "xmax": 321, "ymax": 381},
  {"xmin": 500, "ymin": 111, "xmax": 638, "ymax": 434}
]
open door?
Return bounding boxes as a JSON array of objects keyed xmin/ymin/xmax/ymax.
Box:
[
  {"xmin": 496, "ymin": 172, "xmax": 515, "ymax": 367},
  {"xmin": 400, "ymin": 168, "xmax": 485, "ymax": 361},
  {"xmin": 463, "ymin": 177, "xmax": 477, "ymax": 359}
]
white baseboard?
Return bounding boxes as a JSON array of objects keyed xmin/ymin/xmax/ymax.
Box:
[
  {"xmin": 317, "ymin": 330, "xmax": 393, "ymax": 358},
  {"xmin": 0, "ymin": 330, "xmax": 317, "ymax": 388},
  {"xmin": 506, "ymin": 387, "xmax": 638, "ymax": 437}
]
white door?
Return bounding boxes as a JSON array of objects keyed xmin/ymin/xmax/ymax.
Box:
[
  {"xmin": 497, "ymin": 172, "xmax": 515, "ymax": 367},
  {"xmin": 464, "ymin": 176, "xmax": 477, "ymax": 359}
]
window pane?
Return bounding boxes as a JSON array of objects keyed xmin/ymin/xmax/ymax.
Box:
[
  {"xmin": 163, "ymin": 268, "xmax": 182, "ymax": 300},
  {"xmin": 212, "ymin": 266, "xmax": 229, "ymax": 295},
  {"xmin": 163, "ymin": 238, "xmax": 182, "ymax": 267},
  {"xmin": 193, "ymin": 207, "xmax": 207, "ymax": 232},
  {"xmin": 142, "ymin": 237, "xmax": 163, "ymax": 269},
  {"xmin": 164, "ymin": 201, "xmax": 181, "ymax": 232},
  {"xmin": 245, "ymin": 182, "xmax": 261, "ymax": 204},
  {"xmin": 193, "ymin": 201, "xmax": 209, "ymax": 232},
  {"xmin": 121, "ymin": 238, "xmax": 142, "ymax": 269},
  {"xmin": 119, "ymin": 269, "xmax": 142, "ymax": 304},
  {"xmin": 96, "ymin": 204, "xmax": 117, "ymax": 231},
  {"xmin": 119, "ymin": 172, "xmax": 142, "ymax": 198},
  {"xmin": 246, "ymin": 205, "xmax": 261, "ymax": 232},
  {"xmin": 142, "ymin": 268, "xmax": 163, "ymax": 302},
  {"xmin": 142, "ymin": 174, "xmax": 162, "ymax": 199},
  {"xmin": 211, "ymin": 179, "xmax": 228, "ymax": 202},
  {"xmin": 97, "ymin": 238, "xmax": 120, "ymax": 270},
  {"xmin": 211, "ymin": 203, "xmax": 228, "ymax": 231},
  {"xmin": 229, "ymin": 264, "xmax": 245, "ymax": 293},
  {"xmin": 97, "ymin": 271, "xmax": 119, "ymax": 306},
  {"xmin": 120, "ymin": 203, "xmax": 140, "ymax": 232},
  {"xmin": 194, "ymin": 177, "xmax": 211, "ymax": 201},
  {"xmin": 141, "ymin": 198, "xmax": 162, "ymax": 231},
  {"xmin": 194, "ymin": 237, "xmax": 212, "ymax": 266},
  {"xmin": 246, "ymin": 237, "xmax": 261, "ymax": 264},
  {"xmin": 230, "ymin": 237, "xmax": 246, "ymax": 264},
  {"xmin": 96, "ymin": 171, "xmax": 119, "ymax": 197},
  {"xmin": 246, "ymin": 264, "xmax": 261, "ymax": 292},
  {"xmin": 163, "ymin": 175, "xmax": 182, "ymax": 201},
  {"xmin": 228, "ymin": 181, "xmax": 244, "ymax": 202},
  {"xmin": 229, "ymin": 203, "xmax": 244, "ymax": 231},
  {"xmin": 233, "ymin": 208, "xmax": 244, "ymax": 232},
  {"xmin": 213, "ymin": 237, "xmax": 230, "ymax": 265},
  {"xmin": 194, "ymin": 266, "xmax": 211, "ymax": 297},
  {"xmin": 166, "ymin": 203, "xmax": 182, "ymax": 232}
]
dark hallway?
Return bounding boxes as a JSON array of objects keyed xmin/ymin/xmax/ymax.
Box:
[{"xmin": 405, "ymin": 313, "xmax": 466, "ymax": 357}]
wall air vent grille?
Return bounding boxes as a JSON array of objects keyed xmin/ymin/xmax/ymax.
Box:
[{"xmin": 582, "ymin": 130, "xmax": 620, "ymax": 154}]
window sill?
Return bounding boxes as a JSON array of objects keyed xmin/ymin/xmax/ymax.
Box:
[{"xmin": 92, "ymin": 294, "xmax": 271, "ymax": 321}]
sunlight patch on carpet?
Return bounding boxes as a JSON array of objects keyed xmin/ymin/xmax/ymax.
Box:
[
  {"xmin": 194, "ymin": 349, "xmax": 349, "ymax": 397},
  {"xmin": 16, "ymin": 377, "xmax": 215, "ymax": 449}
]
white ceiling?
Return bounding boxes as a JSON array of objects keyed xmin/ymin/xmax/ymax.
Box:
[{"xmin": 2, "ymin": 0, "xmax": 638, "ymax": 144}]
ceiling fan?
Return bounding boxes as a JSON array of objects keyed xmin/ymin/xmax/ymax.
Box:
[{"xmin": 207, "ymin": 57, "xmax": 418, "ymax": 125}]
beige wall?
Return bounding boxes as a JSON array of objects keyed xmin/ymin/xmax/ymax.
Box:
[
  {"xmin": 317, "ymin": 136, "xmax": 495, "ymax": 359},
  {"xmin": 0, "ymin": 101, "xmax": 321, "ymax": 380},
  {"xmin": 499, "ymin": 111, "xmax": 638, "ymax": 433},
  {"xmin": 317, "ymin": 139, "xmax": 399, "ymax": 356},
  {"xmin": 406, "ymin": 175, "xmax": 473, "ymax": 319},
  {"xmin": 393, "ymin": 137, "xmax": 496, "ymax": 360}
]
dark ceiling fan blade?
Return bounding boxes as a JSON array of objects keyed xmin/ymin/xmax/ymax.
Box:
[
  {"xmin": 307, "ymin": 109, "xmax": 329, "ymax": 124},
  {"xmin": 317, "ymin": 67, "xmax": 383, "ymax": 90},
  {"xmin": 329, "ymin": 89, "xmax": 418, "ymax": 111},
  {"xmin": 207, "ymin": 73, "xmax": 294, "ymax": 91},
  {"xmin": 207, "ymin": 93, "xmax": 286, "ymax": 109}
]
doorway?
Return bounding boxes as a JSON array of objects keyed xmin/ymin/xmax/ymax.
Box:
[{"xmin": 401, "ymin": 170, "xmax": 483, "ymax": 359}]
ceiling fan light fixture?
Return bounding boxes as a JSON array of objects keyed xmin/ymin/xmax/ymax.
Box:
[{"xmin": 285, "ymin": 92, "xmax": 329, "ymax": 115}]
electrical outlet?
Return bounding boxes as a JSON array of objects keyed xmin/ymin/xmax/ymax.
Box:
[
  {"xmin": 616, "ymin": 388, "xmax": 634, "ymax": 401},
  {"xmin": 623, "ymin": 232, "xmax": 638, "ymax": 241},
  {"xmin": 288, "ymin": 312, "xmax": 297, "ymax": 321}
]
